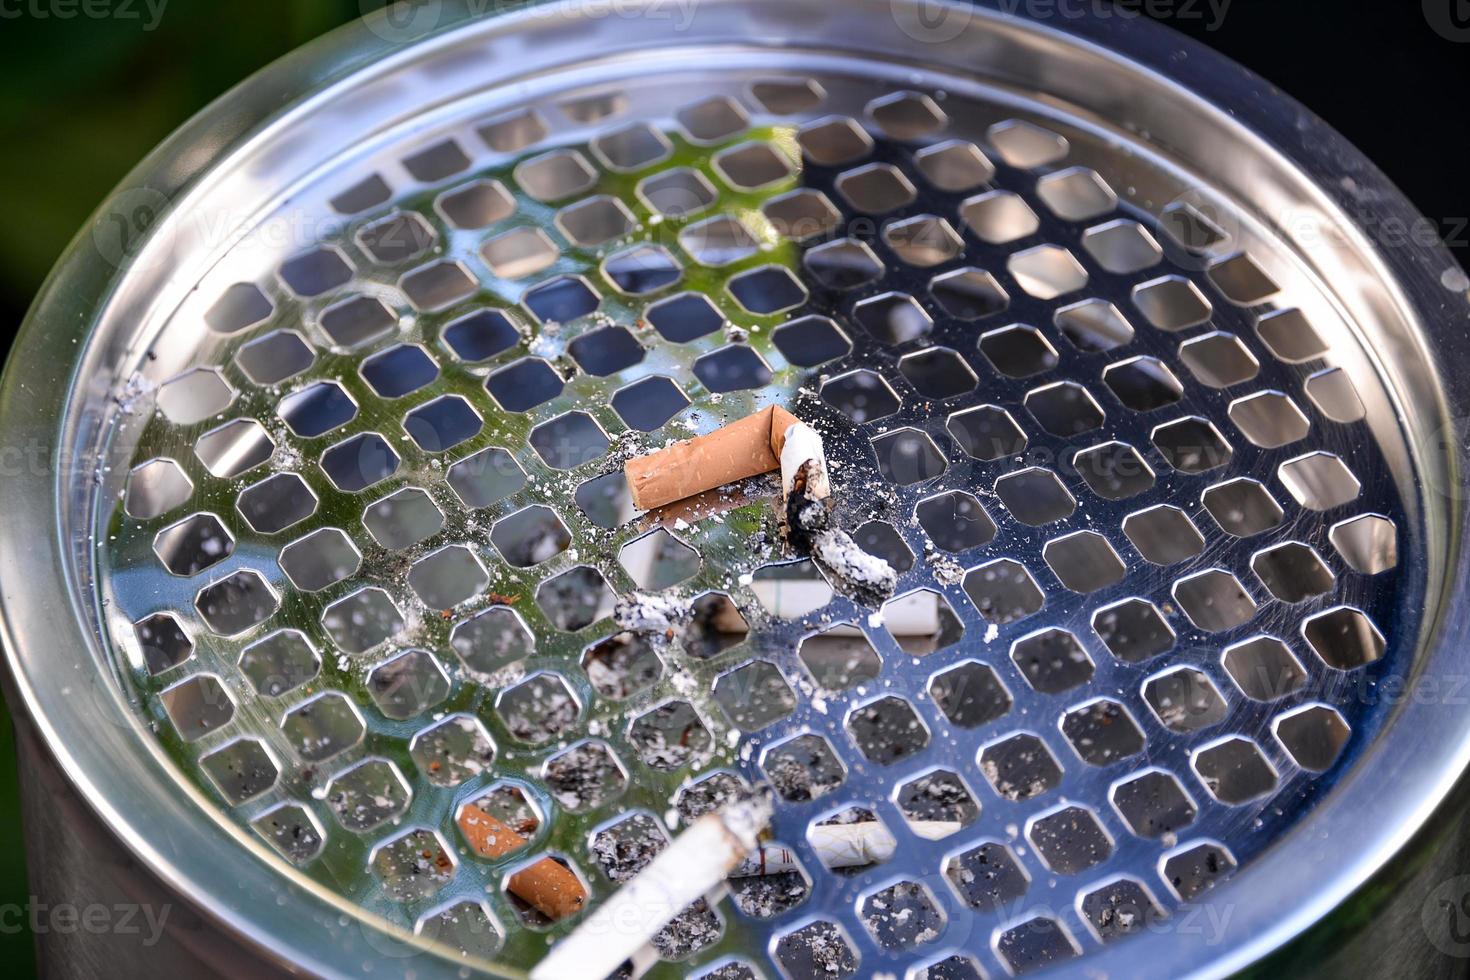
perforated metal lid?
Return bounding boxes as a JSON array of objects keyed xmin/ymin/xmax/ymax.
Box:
[{"xmin": 5, "ymin": 1, "xmax": 1470, "ymax": 978}]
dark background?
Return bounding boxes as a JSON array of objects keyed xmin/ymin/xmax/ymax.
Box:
[{"xmin": 0, "ymin": 0, "xmax": 1465, "ymax": 972}]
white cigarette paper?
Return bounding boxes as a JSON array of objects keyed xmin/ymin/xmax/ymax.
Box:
[
  {"xmin": 729, "ymin": 821, "xmax": 958, "ymax": 876},
  {"xmin": 779, "ymin": 420, "xmax": 831, "ymax": 502},
  {"xmin": 532, "ymin": 796, "xmax": 771, "ymax": 980}
]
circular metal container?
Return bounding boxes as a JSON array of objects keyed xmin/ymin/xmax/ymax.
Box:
[{"xmin": 4, "ymin": 1, "xmax": 1470, "ymax": 977}]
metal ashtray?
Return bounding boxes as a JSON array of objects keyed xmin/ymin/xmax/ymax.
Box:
[{"xmin": 4, "ymin": 1, "xmax": 1470, "ymax": 977}]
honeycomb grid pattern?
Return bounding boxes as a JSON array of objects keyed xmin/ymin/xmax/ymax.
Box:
[{"xmin": 102, "ymin": 65, "xmax": 1408, "ymax": 979}]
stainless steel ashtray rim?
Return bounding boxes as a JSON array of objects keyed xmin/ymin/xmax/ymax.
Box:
[{"xmin": 2, "ymin": 1, "xmax": 1469, "ymax": 977}]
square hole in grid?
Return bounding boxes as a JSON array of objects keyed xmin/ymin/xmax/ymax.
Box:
[
  {"xmin": 196, "ymin": 282, "xmax": 265, "ymax": 332},
  {"xmin": 761, "ymin": 189, "xmax": 842, "ymax": 240},
  {"xmin": 959, "ymin": 190, "xmax": 1038, "ymax": 245},
  {"xmin": 1082, "ymin": 219, "xmax": 1162, "ymax": 274},
  {"xmin": 557, "ymin": 195, "xmax": 635, "ymax": 247},
  {"xmin": 478, "ymin": 108, "xmax": 548, "ymax": 153},
  {"xmin": 514, "ymin": 149, "xmax": 597, "ymax": 202},
  {"xmin": 676, "ymin": 95, "xmax": 749, "ymax": 143},
  {"xmin": 590, "ymin": 122, "xmax": 672, "ymax": 172},
  {"xmin": 1122, "ymin": 504, "xmax": 1205, "ymax": 565},
  {"xmin": 481, "ymin": 226, "xmax": 560, "ymax": 279},
  {"xmin": 714, "ymin": 141, "xmax": 794, "ymax": 190},
  {"xmin": 637, "ymin": 168, "xmax": 717, "ymax": 217},
  {"xmin": 836, "ymin": 163, "xmax": 917, "ymax": 214},
  {"xmin": 805, "ymin": 238, "xmax": 886, "ymax": 291},
  {"xmin": 356, "ymin": 211, "xmax": 436, "ymax": 265},
  {"xmin": 797, "ymin": 115, "xmax": 874, "ymax": 166},
  {"xmin": 915, "ymin": 140, "xmax": 994, "ymax": 192},
  {"xmin": 1035, "ymin": 167, "xmax": 1117, "ymax": 222},
  {"xmin": 436, "ymin": 179, "xmax": 516, "ymax": 229}
]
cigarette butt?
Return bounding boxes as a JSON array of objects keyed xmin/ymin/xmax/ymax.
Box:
[
  {"xmin": 638, "ymin": 481, "xmax": 768, "ymax": 531},
  {"xmin": 457, "ymin": 805, "xmax": 530, "ymax": 859},
  {"xmin": 728, "ymin": 821, "xmax": 958, "ymax": 876},
  {"xmin": 509, "ymin": 858, "xmax": 587, "ymax": 922},
  {"xmin": 768, "ymin": 405, "xmax": 801, "ymax": 455},
  {"xmin": 457, "ymin": 807, "xmax": 587, "ymax": 921},
  {"xmin": 625, "ymin": 405, "xmax": 802, "ymax": 511},
  {"xmin": 533, "ymin": 794, "xmax": 771, "ymax": 980}
]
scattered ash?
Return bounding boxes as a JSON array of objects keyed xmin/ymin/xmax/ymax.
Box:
[
  {"xmin": 929, "ymin": 553, "xmax": 964, "ymax": 585},
  {"xmin": 864, "ymin": 881, "xmax": 945, "ymax": 948},
  {"xmin": 912, "ymin": 954, "xmax": 987, "ymax": 980},
  {"xmin": 764, "ymin": 749, "xmax": 843, "ymax": 803},
  {"xmin": 820, "ymin": 805, "xmax": 878, "ymax": 827},
  {"xmin": 628, "ymin": 700, "xmax": 712, "ymax": 771},
  {"xmin": 537, "ymin": 566, "xmax": 612, "ymax": 631},
  {"xmin": 606, "ymin": 428, "xmax": 650, "ymax": 467},
  {"xmin": 652, "ymin": 899, "xmax": 722, "ymax": 960},
  {"xmin": 898, "ymin": 771, "xmax": 978, "ymax": 824},
  {"xmin": 775, "ymin": 921, "xmax": 858, "ymax": 978},
  {"xmin": 613, "ymin": 590, "xmax": 694, "ymax": 634},
  {"xmin": 676, "ymin": 772, "xmax": 748, "ymax": 823},
  {"xmin": 543, "ymin": 743, "xmax": 624, "ymax": 811},
  {"xmin": 700, "ymin": 963, "xmax": 758, "ymax": 980},
  {"xmin": 582, "ymin": 631, "xmax": 662, "ymax": 699},
  {"xmin": 729, "ymin": 871, "xmax": 810, "ymax": 919},
  {"xmin": 980, "ymin": 757, "xmax": 1051, "ymax": 802},
  {"xmin": 590, "ymin": 813, "xmax": 668, "ymax": 883},
  {"xmin": 498, "ymin": 676, "xmax": 577, "ymax": 743},
  {"xmin": 764, "ymin": 740, "xmax": 846, "ymax": 799}
]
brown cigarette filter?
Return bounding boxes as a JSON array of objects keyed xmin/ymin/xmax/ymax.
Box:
[
  {"xmin": 624, "ymin": 405, "xmax": 801, "ymax": 511},
  {"xmin": 458, "ymin": 805, "xmax": 531, "ymax": 859},
  {"xmin": 457, "ymin": 807, "xmax": 588, "ymax": 921},
  {"xmin": 508, "ymin": 858, "xmax": 587, "ymax": 921}
]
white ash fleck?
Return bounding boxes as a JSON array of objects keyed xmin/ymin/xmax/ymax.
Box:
[
  {"xmin": 668, "ymin": 666, "xmax": 699, "ymax": 697},
  {"xmin": 613, "ymin": 591, "xmax": 694, "ymax": 633},
  {"xmin": 929, "ymin": 554, "xmax": 964, "ymax": 585},
  {"xmin": 462, "ymin": 660, "xmax": 526, "ymax": 689},
  {"xmin": 271, "ymin": 442, "xmax": 304, "ymax": 470}
]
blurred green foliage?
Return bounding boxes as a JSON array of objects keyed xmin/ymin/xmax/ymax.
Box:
[
  {"xmin": 0, "ymin": 2, "xmax": 373, "ymax": 972},
  {"xmin": 0, "ymin": 0, "xmax": 372, "ymax": 322}
]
